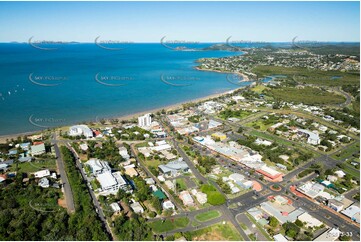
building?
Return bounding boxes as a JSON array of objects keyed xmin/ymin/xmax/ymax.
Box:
[
  {"xmin": 38, "ymin": 177, "xmax": 50, "ymax": 188},
  {"xmin": 158, "ymin": 158, "xmax": 189, "ymax": 176},
  {"xmin": 211, "ymin": 132, "xmax": 227, "ymax": 141},
  {"xmin": 273, "ymin": 234, "xmax": 288, "ymax": 242},
  {"xmin": 86, "ymin": 158, "xmax": 111, "ymax": 176},
  {"xmin": 260, "ymin": 201, "xmax": 305, "ymax": 224},
  {"xmin": 341, "ymin": 204, "xmax": 360, "ymax": 223},
  {"xmin": 34, "ymin": 169, "xmax": 51, "ymax": 178},
  {"xmin": 118, "ymin": 147, "xmax": 130, "ymax": 160},
  {"xmin": 162, "ymin": 200, "xmax": 175, "ymax": 210},
  {"xmin": 164, "ymin": 180, "xmax": 175, "ymax": 191},
  {"xmin": 110, "ymin": 203, "xmax": 122, "ymax": 213},
  {"xmin": 30, "ymin": 143, "xmax": 46, "ymax": 156},
  {"xmin": 328, "ymin": 199, "xmax": 344, "ymax": 212},
  {"xmin": 124, "ymin": 165, "xmax": 138, "ymax": 177},
  {"xmin": 298, "ymin": 129, "xmax": 321, "ymax": 145},
  {"xmin": 297, "ymin": 182, "xmax": 325, "ymax": 198},
  {"xmin": 179, "ymin": 191, "xmax": 194, "ymax": 206},
  {"xmin": 314, "ymin": 228, "xmax": 340, "ymax": 241},
  {"xmin": 208, "ymin": 119, "xmax": 222, "ymax": 129},
  {"xmin": 130, "ymin": 201, "xmax": 144, "ymax": 214},
  {"xmin": 96, "ymin": 171, "xmax": 128, "ymax": 194},
  {"xmin": 256, "ymin": 165, "xmax": 283, "ymax": 181},
  {"xmin": 297, "ymin": 212, "xmax": 323, "ymax": 228},
  {"xmin": 69, "ymin": 125, "xmax": 93, "ymax": 138},
  {"xmin": 138, "ymin": 113, "xmax": 152, "ymax": 127},
  {"xmin": 191, "ymin": 189, "xmax": 207, "ymax": 204}
]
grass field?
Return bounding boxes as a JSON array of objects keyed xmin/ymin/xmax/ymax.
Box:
[
  {"xmin": 148, "ymin": 217, "xmax": 190, "ymax": 233},
  {"xmin": 188, "ymin": 222, "xmax": 243, "ymax": 241},
  {"xmin": 195, "ymin": 210, "xmax": 221, "ymax": 222},
  {"xmin": 331, "ymin": 142, "xmax": 360, "ymax": 160},
  {"xmin": 266, "ymin": 86, "xmax": 346, "ymax": 105},
  {"xmin": 10, "ymin": 159, "xmax": 57, "ymax": 173},
  {"xmin": 341, "ymin": 163, "xmax": 360, "ymax": 180},
  {"xmin": 251, "ymin": 85, "xmax": 267, "ymax": 94},
  {"xmin": 252, "ymin": 66, "xmax": 360, "ymax": 86},
  {"xmin": 176, "ymin": 178, "xmax": 187, "ymax": 191},
  {"xmin": 245, "ymin": 119, "xmax": 274, "ymax": 131}
]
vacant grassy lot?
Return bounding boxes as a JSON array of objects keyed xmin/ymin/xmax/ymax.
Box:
[
  {"xmin": 10, "ymin": 159, "xmax": 57, "ymax": 173},
  {"xmin": 252, "ymin": 66, "xmax": 360, "ymax": 86},
  {"xmin": 266, "ymin": 86, "xmax": 346, "ymax": 105},
  {"xmin": 148, "ymin": 217, "xmax": 190, "ymax": 233},
  {"xmin": 188, "ymin": 222, "xmax": 243, "ymax": 241},
  {"xmin": 195, "ymin": 210, "xmax": 221, "ymax": 222}
]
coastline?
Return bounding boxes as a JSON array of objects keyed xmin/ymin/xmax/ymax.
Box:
[
  {"xmin": 194, "ymin": 66, "xmax": 250, "ymax": 82},
  {"xmin": 0, "ymin": 86, "xmax": 245, "ymax": 143}
]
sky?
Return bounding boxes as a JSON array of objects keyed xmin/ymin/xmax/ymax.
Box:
[{"xmin": 0, "ymin": 1, "xmax": 359, "ymax": 42}]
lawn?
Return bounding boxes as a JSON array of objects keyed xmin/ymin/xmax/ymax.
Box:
[
  {"xmin": 188, "ymin": 222, "xmax": 243, "ymax": 241},
  {"xmin": 341, "ymin": 163, "xmax": 360, "ymax": 180},
  {"xmin": 245, "ymin": 120, "xmax": 274, "ymax": 131},
  {"xmin": 195, "ymin": 210, "xmax": 221, "ymax": 222},
  {"xmin": 143, "ymin": 158, "xmax": 161, "ymax": 168},
  {"xmin": 331, "ymin": 142, "xmax": 360, "ymax": 161},
  {"xmin": 251, "ymin": 85, "xmax": 266, "ymax": 94},
  {"xmin": 176, "ymin": 178, "xmax": 187, "ymax": 191},
  {"xmin": 148, "ymin": 217, "xmax": 190, "ymax": 233},
  {"xmin": 10, "ymin": 159, "xmax": 57, "ymax": 173}
]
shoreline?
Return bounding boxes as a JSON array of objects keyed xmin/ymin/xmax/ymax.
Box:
[
  {"xmin": 0, "ymin": 86, "xmax": 246, "ymax": 143},
  {"xmin": 194, "ymin": 66, "xmax": 250, "ymax": 82}
]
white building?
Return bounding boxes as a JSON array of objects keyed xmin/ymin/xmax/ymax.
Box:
[
  {"xmin": 118, "ymin": 147, "xmax": 130, "ymax": 160},
  {"xmin": 130, "ymin": 201, "xmax": 144, "ymax": 213},
  {"xmin": 298, "ymin": 212, "xmax": 323, "ymax": 228},
  {"xmin": 138, "ymin": 113, "xmax": 152, "ymax": 127},
  {"xmin": 298, "ymin": 129, "xmax": 321, "ymax": 145},
  {"xmin": 69, "ymin": 125, "xmax": 93, "ymax": 138},
  {"xmin": 86, "ymin": 158, "xmax": 111, "ymax": 176},
  {"xmin": 34, "ymin": 169, "xmax": 50, "ymax": 178},
  {"xmin": 38, "ymin": 177, "xmax": 50, "ymax": 188},
  {"xmin": 162, "ymin": 200, "xmax": 175, "ymax": 210},
  {"xmin": 110, "ymin": 202, "xmax": 122, "ymax": 213},
  {"xmin": 97, "ymin": 171, "xmax": 128, "ymax": 194}
]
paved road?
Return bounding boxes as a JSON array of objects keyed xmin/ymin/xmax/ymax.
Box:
[
  {"xmin": 65, "ymin": 143, "xmax": 113, "ymax": 240},
  {"xmin": 52, "ymin": 134, "xmax": 75, "ymax": 213}
]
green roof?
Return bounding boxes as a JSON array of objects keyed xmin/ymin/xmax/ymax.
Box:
[{"xmin": 153, "ymin": 190, "xmax": 166, "ymax": 200}]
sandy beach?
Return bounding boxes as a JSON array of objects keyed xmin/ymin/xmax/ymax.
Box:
[{"xmin": 0, "ymin": 86, "xmax": 246, "ymax": 143}]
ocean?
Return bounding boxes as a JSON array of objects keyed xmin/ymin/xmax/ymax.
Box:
[{"xmin": 0, "ymin": 43, "xmax": 250, "ymax": 135}]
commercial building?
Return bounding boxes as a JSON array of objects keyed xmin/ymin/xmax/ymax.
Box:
[
  {"xmin": 96, "ymin": 171, "xmax": 128, "ymax": 194},
  {"xmin": 138, "ymin": 113, "xmax": 152, "ymax": 127}
]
